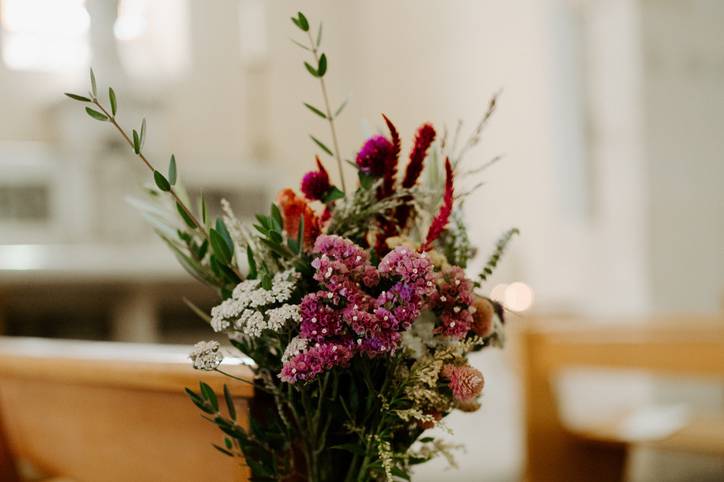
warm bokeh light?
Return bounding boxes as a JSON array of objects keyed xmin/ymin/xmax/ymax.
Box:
[{"xmin": 504, "ymin": 281, "xmax": 534, "ymax": 312}]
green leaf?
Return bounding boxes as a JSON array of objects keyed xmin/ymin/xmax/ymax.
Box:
[
  {"xmin": 304, "ymin": 61, "xmax": 318, "ymax": 77},
  {"xmin": 323, "ymin": 186, "xmax": 344, "ymax": 203},
  {"xmin": 64, "ymin": 92, "xmax": 91, "ymax": 102},
  {"xmin": 140, "ymin": 118, "xmax": 147, "ymax": 147},
  {"xmin": 261, "ymin": 273, "xmax": 272, "ymax": 290},
  {"xmin": 317, "ymin": 53, "xmax": 327, "ymax": 77},
  {"xmin": 108, "ymin": 87, "xmax": 117, "ymax": 116},
  {"xmin": 329, "ymin": 443, "xmax": 365, "ymax": 455},
  {"xmin": 223, "ymin": 385, "xmax": 237, "ymax": 420},
  {"xmin": 246, "ymin": 245, "xmax": 257, "ymax": 279},
  {"xmin": 200, "ymin": 194, "xmax": 208, "ymax": 226},
  {"xmin": 186, "ymin": 388, "xmax": 215, "ymax": 414},
  {"xmin": 296, "ymin": 217, "xmax": 304, "ymax": 250},
  {"xmin": 168, "ymin": 154, "xmax": 177, "ymax": 185},
  {"xmin": 85, "ymin": 107, "xmax": 108, "ymax": 122},
  {"xmin": 177, "ymin": 202, "xmax": 196, "ymax": 229},
  {"xmin": 209, "ymin": 229, "xmax": 232, "ymax": 265},
  {"xmin": 334, "ymin": 99, "xmax": 348, "ymax": 118},
  {"xmin": 287, "ymin": 237, "xmax": 299, "ymax": 254},
  {"xmin": 292, "ymin": 11, "xmax": 309, "ymax": 31},
  {"xmin": 358, "ymin": 171, "xmax": 375, "ymax": 189},
  {"xmin": 212, "ymin": 444, "xmax": 233, "ymax": 457},
  {"xmin": 316, "ymin": 23, "xmax": 323, "ymax": 47},
  {"xmin": 255, "ymin": 214, "xmax": 271, "ymax": 230},
  {"xmin": 310, "ymin": 135, "xmax": 333, "ymax": 156},
  {"xmin": 200, "ymin": 382, "xmax": 219, "ymax": 411},
  {"xmin": 270, "ymin": 203, "xmax": 283, "ymax": 232},
  {"xmin": 153, "ymin": 170, "xmax": 171, "ymax": 192},
  {"xmin": 268, "ymin": 230, "xmax": 283, "ymax": 244},
  {"xmin": 418, "ymin": 437, "xmax": 435, "ymax": 443},
  {"xmin": 289, "ymin": 38, "xmax": 311, "ymax": 50},
  {"xmin": 224, "ymin": 437, "xmax": 233, "ymax": 449},
  {"xmin": 303, "ymin": 102, "xmax": 326, "ymax": 119},
  {"xmin": 132, "ymin": 129, "xmax": 141, "ymax": 153},
  {"xmin": 89, "ymin": 68, "xmax": 97, "ymax": 96},
  {"xmin": 215, "ymin": 218, "xmax": 234, "ymax": 255}
]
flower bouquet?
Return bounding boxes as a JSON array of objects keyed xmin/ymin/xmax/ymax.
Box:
[{"xmin": 65, "ymin": 11, "xmax": 518, "ymax": 482}]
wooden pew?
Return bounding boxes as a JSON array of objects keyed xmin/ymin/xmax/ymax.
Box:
[
  {"xmin": 517, "ymin": 317, "xmax": 724, "ymax": 482},
  {"xmin": 0, "ymin": 337, "xmax": 253, "ymax": 482}
]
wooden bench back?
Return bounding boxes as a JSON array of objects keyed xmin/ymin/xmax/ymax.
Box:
[
  {"xmin": 516, "ymin": 316, "xmax": 724, "ymax": 482},
  {"xmin": 0, "ymin": 338, "xmax": 253, "ymax": 482}
]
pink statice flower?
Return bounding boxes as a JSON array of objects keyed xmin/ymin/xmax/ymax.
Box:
[
  {"xmin": 441, "ymin": 364, "xmax": 485, "ymax": 402},
  {"xmin": 432, "ymin": 265, "xmax": 474, "ymax": 338},
  {"xmin": 378, "ymin": 246, "xmax": 435, "ymax": 294},
  {"xmin": 279, "ymin": 341, "xmax": 354, "ymax": 383},
  {"xmin": 299, "ymin": 291, "xmax": 345, "ymax": 341}
]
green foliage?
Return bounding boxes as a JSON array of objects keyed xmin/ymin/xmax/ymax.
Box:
[
  {"xmin": 310, "ymin": 135, "xmax": 333, "ymax": 156},
  {"xmin": 168, "ymin": 154, "xmax": 177, "ymax": 185},
  {"xmin": 132, "ymin": 129, "xmax": 141, "ymax": 153},
  {"xmin": 89, "ymin": 68, "xmax": 97, "ymax": 96},
  {"xmin": 108, "ymin": 87, "xmax": 117, "ymax": 116},
  {"xmin": 323, "ymin": 186, "xmax": 345, "ymax": 203},
  {"xmin": 303, "ymin": 102, "xmax": 327, "ymax": 119},
  {"xmin": 153, "ymin": 170, "xmax": 170, "ymax": 192},
  {"xmin": 475, "ymin": 227, "xmax": 520, "ymax": 286},
  {"xmin": 85, "ymin": 107, "xmax": 107, "ymax": 121},
  {"xmin": 291, "ymin": 11, "xmax": 309, "ymax": 31},
  {"xmin": 64, "ymin": 92, "xmax": 91, "ymax": 102}
]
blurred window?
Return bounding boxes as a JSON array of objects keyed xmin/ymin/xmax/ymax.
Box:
[
  {"xmin": 0, "ymin": 0, "xmax": 90, "ymax": 72},
  {"xmin": 114, "ymin": 0, "xmax": 190, "ymax": 80}
]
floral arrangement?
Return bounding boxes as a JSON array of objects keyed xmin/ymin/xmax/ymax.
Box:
[{"xmin": 65, "ymin": 11, "xmax": 518, "ymax": 482}]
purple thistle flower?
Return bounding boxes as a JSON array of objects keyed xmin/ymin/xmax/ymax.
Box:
[
  {"xmin": 355, "ymin": 135, "xmax": 396, "ymax": 178},
  {"xmin": 301, "ymin": 156, "xmax": 332, "ymax": 201}
]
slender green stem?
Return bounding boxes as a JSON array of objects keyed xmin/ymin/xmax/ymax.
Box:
[
  {"xmin": 91, "ymin": 98, "xmax": 245, "ymax": 280},
  {"xmin": 306, "ymin": 31, "xmax": 346, "ymax": 194}
]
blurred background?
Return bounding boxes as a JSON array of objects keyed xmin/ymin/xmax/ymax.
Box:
[{"xmin": 0, "ymin": 0, "xmax": 722, "ymax": 481}]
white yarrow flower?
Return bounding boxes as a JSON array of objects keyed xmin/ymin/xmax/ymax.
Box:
[
  {"xmin": 189, "ymin": 340, "xmax": 223, "ymax": 371},
  {"xmin": 281, "ymin": 336, "xmax": 308, "ymax": 363},
  {"xmin": 209, "ymin": 269, "xmax": 301, "ymax": 338}
]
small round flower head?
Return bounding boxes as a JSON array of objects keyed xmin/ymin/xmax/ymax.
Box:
[
  {"xmin": 355, "ymin": 135, "xmax": 395, "ymax": 177},
  {"xmin": 441, "ymin": 364, "xmax": 484, "ymax": 402},
  {"xmin": 301, "ymin": 157, "xmax": 332, "ymax": 201},
  {"xmin": 189, "ymin": 340, "xmax": 223, "ymax": 371},
  {"xmin": 471, "ymin": 296, "xmax": 495, "ymax": 338}
]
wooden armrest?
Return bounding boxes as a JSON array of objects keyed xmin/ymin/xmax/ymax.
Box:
[{"xmin": 564, "ymin": 405, "xmax": 724, "ymax": 456}]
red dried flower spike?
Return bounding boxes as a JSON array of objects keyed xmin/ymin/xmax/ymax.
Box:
[
  {"xmin": 402, "ymin": 123, "xmax": 436, "ymax": 189},
  {"xmin": 396, "ymin": 123, "xmax": 437, "ymax": 228},
  {"xmin": 420, "ymin": 157, "xmax": 453, "ymax": 252},
  {"xmin": 379, "ymin": 114, "xmax": 401, "ymax": 199}
]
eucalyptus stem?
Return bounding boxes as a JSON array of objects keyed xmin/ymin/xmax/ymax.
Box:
[
  {"xmin": 306, "ymin": 30, "xmax": 346, "ymax": 195},
  {"xmin": 89, "ymin": 97, "xmax": 245, "ymax": 280}
]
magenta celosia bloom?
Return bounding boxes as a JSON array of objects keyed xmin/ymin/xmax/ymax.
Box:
[
  {"xmin": 355, "ymin": 135, "xmax": 396, "ymax": 177},
  {"xmin": 301, "ymin": 157, "xmax": 332, "ymax": 201},
  {"xmin": 441, "ymin": 364, "xmax": 485, "ymax": 402},
  {"xmin": 279, "ymin": 341, "xmax": 354, "ymax": 383}
]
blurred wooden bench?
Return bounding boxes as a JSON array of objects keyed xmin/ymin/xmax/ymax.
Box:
[
  {"xmin": 517, "ymin": 317, "xmax": 724, "ymax": 482},
  {"xmin": 0, "ymin": 337, "xmax": 253, "ymax": 482}
]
